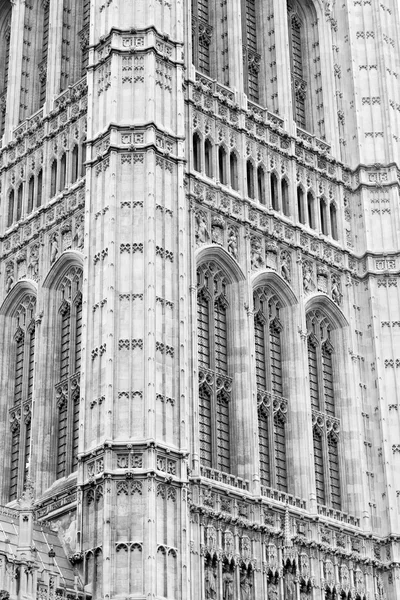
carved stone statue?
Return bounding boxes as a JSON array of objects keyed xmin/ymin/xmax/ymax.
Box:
[
  {"xmin": 280, "ymin": 250, "xmax": 291, "ymax": 283},
  {"xmin": 50, "ymin": 234, "xmax": 59, "ymax": 265},
  {"xmin": 240, "ymin": 568, "xmax": 252, "ymax": 600},
  {"xmin": 205, "ymin": 562, "xmax": 217, "ymax": 600},
  {"xmin": 302, "ymin": 261, "xmax": 314, "ymax": 293},
  {"xmin": 28, "ymin": 245, "xmax": 39, "ymax": 279},
  {"xmin": 251, "ymin": 238, "xmax": 263, "ymax": 271},
  {"xmin": 74, "ymin": 218, "xmax": 84, "ymax": 248},
  {"xmin": 331, "ymin": 275, "xmax": 342, "ymax": 305},
  {"xmin": 284, "ymin": 568, "xmax": 296, "ymax": 600},
  {"xmin": 5, "ymin": 262, "xmax": 14, "ymax": 293},
  {"xmin": 195, "ymin": 211, "xmax": 209, "ymax": 246},
  {"xmin": 227, "ymin": 227, "xmax": 238, "ymax": 260},
  {"xmin": 223, "ymin": 568, "xmax": 234, "ymax": 600}
]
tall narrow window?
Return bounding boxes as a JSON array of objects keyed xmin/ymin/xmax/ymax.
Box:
[
  {"xmin": 254, "ymin": 287, "xmax": 288, "ymax": 491},
  {"xmin": 297, "ymin": 188, "xmax": 305, "ymax": 224},
  {"xmin": 218, "ymin": 147, "xmax": 227, "ymax": 185},
  {"xmin": 39, "ymin": 0, "xmax": 50, "ymax": 107},
  {"xmin": 307, "ymin": 311, "xmax": 341, "ymax": 509},
  {"xmin": 193, "ymin": 133, "xmax": 201, "ymax": 172},
  {"xmin": 205, "ymin": 139, "xmax": 213, "ymax": 178},
  {"xmin": 27, "ymin": 178, "xmax": 34, "ymax": 214},
  {"xmin": 281, "ymin": 179, "xmax": 290, "ymax": 216},
  {"xmin": 230, "ymin": 153, "xmax": 238, "ymax": 191},
  {"xmin": 55, "ymin": 266, "xmax": 83, "ymax": 479},
  {"xmin": 51, "ymin": 161, "xmax": 58, "ymax": 197},
  {"xmin": 71, "ymin": 146, "xmax": 79, "ymax": 183},
  {"xmin": 320, "ymin": 199, "xmax": 328, "ymax": 235},
  {"xmin": 307, "ymin": 192, "xmax": 315, "ymax": 228},
  {"xmin": 9, "ymin": 295, "xmax": 37, "ymax": 501},
  {"xmin": 0, "ymin": 7, "xmax": 12, "ymax": 138},
  {"xmin": 242, "ymin": 0, "xmax": 261, "ymax": 102},
  {"xmin": 16, "ymin": 184, "xmax": 23, "ymax": 222},
  {"xmin": 80, "ymin": 0, "xmax": 90, "ymax": 76},
  {"xmin": 257, "ymin": 166, "xmax": 265, "ymax": 204},
  {"xmin": 330, "ymin": 204, "xmax": 338, "ymax": 240},
  {"xmin": 270, "ymin": 173, "xmax": 279, "ymax": 211},
  {"xmin": 247, "ymin": 161, "xmax": 255, "ymax": 199},
  {"xmin": 288, "ymin": 11, "xmax": 306, "ymax": 128},
  {"xmin": 80, "ymin": 142, "xmax": 86, "ymax": 178},
  {"xmin": 37, "ymin": 170, "xmax": 43, "ymax": 207},
  {"xmin": 60, "ymin": 153, "xmax": 67, "ymax": 191},
  {"xmin": 197, "ymin": 262, "xmax": 232, "ymax": 474},
  {"xmin": 192, "ymin": 0, "xmax": 212, "ymax": 75},
  {"xmin": 7, "ymin": 190, "xmax": 14, "ymax": 227}
]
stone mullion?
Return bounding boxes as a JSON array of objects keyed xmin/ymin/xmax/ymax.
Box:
[
  {"xmin": 64, "ymin": 304, "xmax": 76, "ymax": 476},
  {"xmin": 245, "ymin": 297, "xmax": 260, "ymax": 492},
  {"xmin": 265, "ymin": 321, "xmax": 277, "ymax": 489}
]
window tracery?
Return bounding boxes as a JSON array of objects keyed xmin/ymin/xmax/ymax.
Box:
[
  {"xmin": 55, "ymin": 266, "xmax": 82, "ymax": 479},
  {"xmin": 192, "ymin": 0, "xmax": 229, "ymax": 85},
  {"xmin": 242, "ymin": 0, "xmax": 261, "ymax": 102},
  {"xmin": 287, "ymin": 0, "xmax": 325, "ymax": 138},
  {"xmin": 197, "ymin": 262, "xmax": 232, "ymax": 473},
  {"xmin": 253, "ymin": 287, "xmax": 288, "ymax": 491},
  {"xmin": 9, "ymin": 294, "xmax": 37, "ymax": 501},
  {"xmin": 307, "ymin": 310, "xmax": 341, "ymax": 509}
]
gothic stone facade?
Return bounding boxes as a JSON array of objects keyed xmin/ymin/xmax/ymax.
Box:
[{"xmin": 0, "ymin": 0, "xmax": 399, "ymax": 598}]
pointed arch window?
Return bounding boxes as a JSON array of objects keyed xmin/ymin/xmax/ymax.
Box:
[
  {"xmin": 36, "ymin": 170, "xmax": 43, "ymax": 208},
  {"xmin": 197, "ymin": 262, "xmax": 232, "ymax": 474},
  {"xmin": 193, "ymin": 133, "xmax": 201, "ymax": 172},
  {"xmin": 253, "ymin": 287, "xmax": 288, "ymax": 492},
  {"xmin": 230, "ymin": 153, "xmax": 238, "ymax": 191},
  {"xmin": 242, "ymin": 0, "xmax": 261, "ymax": 102},
  {"xmin": 247, "ymin": 161, "xmax": 255, "ymax": 199},
  {"xmin": 330, "ymin": 204, "xmax": 338, "ymax": 240},
  {"xmin": 192, "ymin": 0, "xmax": 229, "ymax": 85},
  {"xmin": 7, "ymin": 189, "xmax": 14, "ymax": 227},
  {"xmin": 205, "ymin": 139, "xmax": 213, "ymax": 178},
  {"xmin": 288, "ymin": 10, "xmax": 306, "ymax": 129},
  {"xmin": 257, "ymin": 166, "xmax": 265, "ymax": 204},
  {"xmin": 9, "ymin": 295, "xmax": 37, "ymax": 501},
  {"xmin": 0, "ymin": 5, "xmax": 12, "ymax": 139},
  {"xmin": 16, "ymin": 184, "xmax": 23, "ymax": 222},
  {"xmin": 79, "ymin": 0, "xmax": 90, "ymax": 76},
  {"xmin": 307, "ymin": 310, "xmax": 341, "ymax": 509},
  {"xmin": 50, "ymin": 160, "xmax": 58, "ymax": 197},
  {"xmin": 39, "ymin": 0, "xmax": 50, "ymax": 106},
  {"xmin": 297, "ymin": 187, "xmax": 305, "ymax": 224},
  {"xmin": 192, "ymin": 0, "xmax": 212, "ymax": 75},
  {"xmin": 270, "ymin": 173, "xmax": 279, "ymax": 211},
  {"xmin": 55, "ymin": 266, "xmax": 83, "ymax": 479},
  {"xmin": 27, "ymin": 178, "xmax": 34, "ymax": 214}
]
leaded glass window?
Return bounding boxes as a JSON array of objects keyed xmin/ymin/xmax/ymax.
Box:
[
  {"xmin": 9, "ymin": 295, "xmax": 36, "ymax": 501},
  {"xmin": 197, "ymin": 262, "xmax": 232, "ymax": 474},
  {"xmin": 307, "ymin": 310, "xmax": 341, "ymax": 509},
  {"xmin": 55, "ymin": 266, "xmax": 83, "ymax": 479},
  {"xmin": 253, "ymin": 287, "xmax": 288, "ymax": 491}
]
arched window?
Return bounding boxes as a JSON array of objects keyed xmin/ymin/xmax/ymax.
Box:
[
  {"xmin": 218, "ymin": 147, "xmax": 227, "ymax": 185},
  {"xmin": 80, "ymin": 0, "xmax": 90, "ymax": 76},
  {"xmin": 50, "ymin": 160, "xmax": 58, "ymax": 197},
  {"xmin": 307, "ymin": 192, "xmax": 315, "ymax": 229},
  {"xmin": 288, "ymin": 0, "xmax": 324, "ymax": 138},
  {"xmin": 297, "ymin": 187, "xmax": 305, "ymax": 224},
  {"xmin": 270, "ymin": 173, "xmax": 279, "ymax": 211},
  {"xmin": 9, "ymin": 295, "xmax": 37, "ymax": 501},
  {"xmin": 330, "ymin": 203, "xmax": 338, "ymax": 240},
  {"xmin": 257, "ymin": 166, "xmax": 265, "ymax": 204},
  {"xmin": 39, "ymin": 0, "xmax": 50, "ymax": 107},
  {"xmin": 320, "ymin": 198, "xmax": 328, "ymax": 235},
  {"xmin": 36, "ymin": 170, "xmax": 43, "ymax": 207},
  {"xmin": 247, "ymin": 161, "xmax": 255, "ymax": 199},
  {"xmin": 71, "ymin": 145, "xmax": 79, "ymax": 183},
  {"xmin": 7, "ymin": 189, "xmax": 14, "ymax": 227},
  {"xmin": 16, "ymin": 183, "xmax": 23, "ymax": 222},
  {"xmin": 253, "ymin": 287, "xmax": 287, "ymax": 491},
  {"xmin": 197, "ymin": 262, "xmax": 232, "ymax": 473},
  {"xmin": 205, "ymin": 139, "xmax": 213, "ymax": 178},
  {"xmin": 242, "ymin": 0, "xmax": 261, "ymax": 102},
  {"xmin": 230, "ymin": 153, "xmax": 238, "ymax": 191},
  {"xmin": 27, "ymin": 178, "xmax": 34, "ymax": 214},
  {"xmin": 192, "ymin": 0, "xmax": 229, "ymax": 85},
  {"xmin": 55, "ymin": 266, "xmax": 83, "ymax": 479},
  {"xmin": 80, "ymin": 141, "xmax": 86, "ymax": 178},
  {"xmin": 193, "ymin": 133, "xmax": 201, "ymax": 172},
  {"xmin": 59, "ymin": 153, "xmax": 67, "ymax": 191},
  {"xmin": 0, "ymin": 4, "xmax": 12, "ymax": 139},
  {"xmin": 281, "ymin": 179, "xmax": 290, "ymax": 216},
  {"xmin": 307, "ymin": 310, "xmax": 341, "ymax": 509},
  {"xmin": 60, "ymin": 0, "xmax": 86, "ymax": 91}
]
